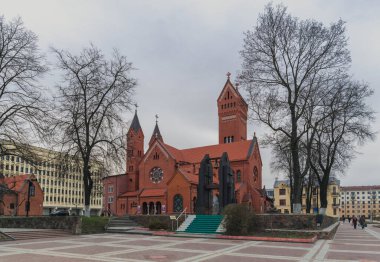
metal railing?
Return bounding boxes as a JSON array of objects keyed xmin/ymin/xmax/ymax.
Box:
[{"xmin": 175, "ymin": 207, "xmax": 187, "ymax": 231}]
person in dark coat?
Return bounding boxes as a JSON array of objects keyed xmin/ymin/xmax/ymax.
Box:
[
  {"xmin": 342, "ymin": 215, "xmax": 346, "ymax": 223},
  {"xmin": 359, "ymin": 215, "xmax": 366, "ymax": 229},
  {"xmin": 352, "ymin": 215, "xmax": 358, "ymax": 229},
  {"xmin": 348, "ymin": 215, "xmax": 351, "ymax": 223}
]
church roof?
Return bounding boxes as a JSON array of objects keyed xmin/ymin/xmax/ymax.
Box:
[
  {"xmin": 164, "ymin": 139, "xmax": 255, "ymax": 164},
  {"xmin": 129, "ymin": 111, "xmax": 142, "ymax": 133},
  {"xmin": 140, "ymin": 188, "xmax": 166, "ymax": 197},
  {"xmin": 149, "ymin": 122, "xmax": 163, "ymax": 145},
  {"xmin": 217, "ymin": 78, "xmax": 248, "ymax": 107}
]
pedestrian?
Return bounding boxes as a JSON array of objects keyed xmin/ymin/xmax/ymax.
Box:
[
  {"xmin": 359, "ymin": 215, "xmax": 366, "ymax": 230},
  {"xmin": 348, "ymin": 215, "xmax": 351, "ymax": 223},
  {"xmin": 342, "ymin": 215, "xmax": 346, "ymax": 223},
  {"xmin": 352, "ymin": 215, "xmax": 358, "ymax": 229}
]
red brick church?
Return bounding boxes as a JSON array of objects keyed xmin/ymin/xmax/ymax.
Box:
[{"xmin": 103, "ymin": 75, "xmax": 266, "ymax": 216}]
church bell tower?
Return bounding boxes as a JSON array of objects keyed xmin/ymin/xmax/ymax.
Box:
[
  {"xmin": 126, "ymin": 108, "xmax": 144, "ymax": 192},
  {"xmin": 217, "ymin": 73, "xmax": 248, "ymax": 144}
]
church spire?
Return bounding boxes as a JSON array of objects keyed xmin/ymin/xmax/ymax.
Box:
[
  {"xmin": 149, "ymin": 114, "xmax": 163, "ymax": 146},
  {"xmin": 128, "ymin": 104, "xmax": 142, "ymax": 133}
]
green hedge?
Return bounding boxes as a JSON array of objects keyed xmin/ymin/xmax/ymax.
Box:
[
  {"xmin": 148, "ymin": 218, "xmax": 169, "ymax": 230},
  {"xmin": 81, "ymin": 216, "xmax": 109, "ymax": 234},
  {"xmin": 223, "ymin": 204, "xmax": 257, "ymax": 235}
]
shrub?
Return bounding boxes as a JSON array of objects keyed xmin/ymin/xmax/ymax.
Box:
[
  {"xmin": 82, "ymin": 216, "xmax": 109, "ymax": 234},
  {"xmin": 148, "ymin": 219, "xmax": 168, "ymax": 230},
  {"xmin": 223, "ymin": 204, "xmax": 256, "ymax": 235}
]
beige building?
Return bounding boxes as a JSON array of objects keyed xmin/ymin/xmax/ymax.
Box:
[
  {"xmin": 0, "ymin": 145, "xmax": 103, "ymax": 215},
  {"xmin": 273, "ymin": 177, "xmax": 340, "ymax": 217},
  {"xmin": 340, "ymin": 186, "xmax": 380, "ymax": 219}
]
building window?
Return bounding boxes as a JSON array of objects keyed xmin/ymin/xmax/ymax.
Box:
[
  {"xmin": 236, "ymin": 170, "xmax": 241, "ymax": 183},
  {"xmin": 153, "ymin": 152, "xmax": 160, "ymax": 160},
  {"xmin": 280, "ymin": 199, "xmax": 286, "ymax": 206},
  {"xmin": 253, "ymin": 167, "xmax": 258, "ymax": 182},
  {"xmin": 29, "ymin": 185, "xmax": 35, "ymax": 196},
  {"xmin": 10, "ymin": 203, "xmax": 15, "ymax": 209},
  {"xmin": 173, "ymin": 194, "xmax": 183, "ymax": 212},
  {"xmin": 108, "ymin": 196, "xmax": 114, "ymax": 203},
  {"xmin": 279, "ymin": 188, "xmax": 286, "ymax": 195}
]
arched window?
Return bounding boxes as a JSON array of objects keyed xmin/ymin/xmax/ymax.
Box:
[
  {"xmin": 236, "ymin": 170, "xmax": 241, "ymax": 183},
  {"xmin": 173, "ymin": 194, "xmax": 183, "ymax": 212},
  {"xmin": 253, "ymin": 167, "xmax": 258, "ymax": 182}
]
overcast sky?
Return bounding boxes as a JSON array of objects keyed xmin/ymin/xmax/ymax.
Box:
[{"xmin": 1, "ymin": 0, "xmax": 379, "ymax": 188}]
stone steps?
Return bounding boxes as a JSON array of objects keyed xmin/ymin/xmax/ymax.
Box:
[
  {"xmin": 106, "ymin": 216, "xmax": 141, "ymax": 233},
  {"xmin": 184, "ymin": 215, "xmax": 224, "ymax": 234},
  {"xmin": 3, "ymin": 229, "xmax": 73, "ymax": 241}
]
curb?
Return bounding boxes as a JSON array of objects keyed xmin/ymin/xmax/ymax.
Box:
[
  {"xmin": 149, "ymin": 231, "xmax": 317, "ymax": 243},
  {"xmin": 216, "ymin": 234, "xmax": 318, "ymax": 243}
]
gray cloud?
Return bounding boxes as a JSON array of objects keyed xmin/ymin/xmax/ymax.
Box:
[{"xmin": 1, "ymin": 0, "xmax": 379, "ymax": 188}]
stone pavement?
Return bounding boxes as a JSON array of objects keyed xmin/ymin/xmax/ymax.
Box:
[{"xmin": 0, "ymin": 223, "xmax": 379, "ymax": 261}]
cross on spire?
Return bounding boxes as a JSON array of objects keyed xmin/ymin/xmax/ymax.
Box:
[
  {"xmin": 226, "ymin": 72, "xmax": 231, "ymax": 79},
  {"xmin": 155, "ymin": 114, "xmax": 159, "ymax": 124},
  {"xmin": 134, "ymin": 103, "xmax": 138, "ymax": 112}
]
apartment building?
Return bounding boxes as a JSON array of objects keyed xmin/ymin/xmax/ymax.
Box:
[
  {"xmin": 273, "ymin": 176, "xmax": 341, "ymax": 217},
  {"xmin": 340, "ymin": 186, "xmax": 380, "ymax": 219},
  {"xmin": 0, "ymin": 145, "xmax": 103, "ymax": 215}
]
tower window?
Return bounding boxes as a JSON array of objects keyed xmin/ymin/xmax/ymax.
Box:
[{"xmin": 153, "ymin": 152, "xmax": 160, "ymax": 160}]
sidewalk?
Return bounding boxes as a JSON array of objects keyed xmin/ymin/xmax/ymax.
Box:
[{"xmin": 315, "ymin": 222, "xmax": 380, "ymax": 261}]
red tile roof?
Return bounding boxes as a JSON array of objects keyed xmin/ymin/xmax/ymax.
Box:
[
  {"xmin": 178, "ymin": 168, "xmax": 198, "ymax": 184},
  {"xmin": 140, "ymin": 188, "xmax": 166, "ymax": 197},
  {"xmin": 119, "ymin": 191, "xmax": 139, "ymax": 197},
  {"xmin": 164, "ymin": 139, "xmax": 254, "ymax": 163},
  {"xmin": 341, "ymin": 185, "xmax": 380, "ymax": 191}
]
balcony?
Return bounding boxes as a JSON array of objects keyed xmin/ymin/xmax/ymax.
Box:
[
  {"xmin": 332, "ymin": 203, "xmax": 340, "ymax": 208},
  {"xmin": 331, "ymin": 192, "xmax": 339, "ymax": 197}
]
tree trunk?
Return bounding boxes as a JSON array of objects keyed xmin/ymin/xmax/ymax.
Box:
[
  {"xmin": 83, "ymin": 162, "xmax": 93, "ymax": 217},
  {"xmin": 291, "ymin": 137, "xmax": 302, "ymax": 213},
  {"xmin": 319, "ymin": 175, "xmax": 329, "ymax": 215}
]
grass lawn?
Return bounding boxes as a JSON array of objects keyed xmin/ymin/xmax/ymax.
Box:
[{"xmin": 81, "ymin": 216, "xmax": 110, "ymax": 234}]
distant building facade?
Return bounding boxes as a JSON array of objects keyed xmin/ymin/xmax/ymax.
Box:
[
  {"xmin": 0, "ymin": 146, "xmax": 103, "ymax": 215},
  {"xmin": 0, "ymin": 174, "xmax": 43, "ymax": 216},
  {"xmin": 103, "ymin": 76, "xmax": 266, "ymax": 216},
  {"xmin": 273, "ymin": 177, "xmax": 341, "ymax": 217},
  {"xmin": 340, "ymin": 186, "xmax": 380, "ymax": 219}
]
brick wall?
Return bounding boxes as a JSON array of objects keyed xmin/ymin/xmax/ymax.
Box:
[{"xmin": 0, "ymin": 216, "xmax": 82, "ymax": 234}]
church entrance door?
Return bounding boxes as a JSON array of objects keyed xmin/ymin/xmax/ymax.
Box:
[
  {"xmin": 149, "ymin": 202, "xmax": 154, "ymax": 215},
  {"xmin": 142, "ymin": 202, "xmax": 148, "ymax": 215},
  {"xmin": 156, "ymin": 201, "xmax": 162, "ymax": 214}
]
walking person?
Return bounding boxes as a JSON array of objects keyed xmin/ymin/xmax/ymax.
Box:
[
  {"xmin": 342, "ymin": 215, "xmax": 346, "ymax": 223},
  {"xmin": 359, "ymin": 215, "xmax": 366, "ymax": 230},
  {"xmin": 352, "ymin": 215, "xmax": 358, "ymax": 229},
  {"xmin": 348, "ymin": 215, "xmax": 351, "ymax": 224}
]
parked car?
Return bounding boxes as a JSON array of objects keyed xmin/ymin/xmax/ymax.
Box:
[{"xmin": 49, "ymin": 210, "xmax": 69, "ymax": 216}]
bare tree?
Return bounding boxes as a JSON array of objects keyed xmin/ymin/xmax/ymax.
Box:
[
  {"xmin": 239, "ymin": 4, "xmax": 351, "ymax": 212},
  {"xmin": 51, "ymin": 45, "xmax": 136, "ymax": 216},
  {"xmin": 309, "ymin": 78, "xmax": 374, "ymax": 214},
  {"xmin": 0, "ymin": 16, "xmax": 48, "ymax": 160}
]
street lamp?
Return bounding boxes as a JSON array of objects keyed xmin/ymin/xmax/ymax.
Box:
[
  {"xmin": 351, "ymin": 193, "xmax": 355, "ymax": 218},
  {"xmin": 371, "ymin": 190, "xmax": 376, "ymax": 222}
]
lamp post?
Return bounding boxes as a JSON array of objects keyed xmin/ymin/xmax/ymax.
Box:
[
  {"xmin": 371, "ymin": 190, "xmax": 376, "ymax": 222},
  {"xmin": 351, "ymin": 193, "xmax": 355, "ymax": 217}
]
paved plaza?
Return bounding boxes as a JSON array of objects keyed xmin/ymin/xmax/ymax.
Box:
[{"xmin": 0, "ymin": 223, "xmax": 380, "ymax": 261}]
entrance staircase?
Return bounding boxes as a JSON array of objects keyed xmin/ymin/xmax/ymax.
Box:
[
  {"xmin": 2, "ymin": 229, "xmax": 72, "ymax": 241},
  {"xmin": 106, "ymin": 216, "xmax": 141, "ymax": 233},
  {"xmin": 178, "ymin": 215, "xmax": 224, "ymax": 234}
]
